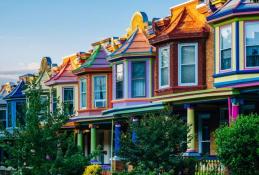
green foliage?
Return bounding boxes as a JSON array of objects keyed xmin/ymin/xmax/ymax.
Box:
[
  {"xmin": 215, "ymin": 114, "xmax": 259, "ymax": 175},
  {"xmin": 119, "ymin": 110, "xmax": 191, "ymax": 174},
  {"xmin": 0, "ymin": 83, "xmax": 90, "ymax": 175}
]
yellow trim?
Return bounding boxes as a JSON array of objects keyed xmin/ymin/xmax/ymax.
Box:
[
  {"xmin": 214, "ymin": 73, "xmax": 259, "ymax": 83},
  {"xmin": 232, "ymin": 22, "xmax": 236, "ymax": 71},
  {"xmin": 239, "ymin": 21, "xmax": 245, "ymax": 70}
]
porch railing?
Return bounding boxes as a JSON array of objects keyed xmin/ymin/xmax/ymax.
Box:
[{"xmin": 195, "ymin": 159, "xmax": 225, "ymax": 175}]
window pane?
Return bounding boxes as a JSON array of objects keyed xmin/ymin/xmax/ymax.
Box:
[
  {"xmin": 52, "ymin": 89, "xmax": 57, "ymax": 112},
  {"xmin": 159, "ymin": 47, "xmax": 169, "ymax": 87},
  {"xmin": 181, "ymin": 65, "xmax": 195, "ymax": 84},
  {"xmin": 246, "ymin": 22, "xmax": 259, "ymax": 67},
  {"xmin": 16, "ymin": 101, "xmax": 26, "ymax": 127},
  {"xmin": 116, "ymin": 64, "xmax": 123, "ymax": 99},
  {"xmin": 64, "ymin": 88, "xmax": 74, "ymax": 115},
  {"xmin": 80, "ymin": 79, "xmax": 86, "ymax": 108},
  {"xmin": 221, "ymin": 48, "xmax": 231, "ymax": 70},
  {"xmin": 0, "ymin": 110, "xmax": 6, "ymax": 129},
  {"xmin": 94, "ymin": 76, "xmax": 107, "ymax": 108},
  {"xmin": 181, "ymin": 46, "xmax": 195, "ymax": 64},
  {"xmin": 132, "ymin": 62, "xmax": 146, "ymax": 97},
  {"xmin": 220, "ymin": 25, "xmax": 232, "ymax": 50},
  {"xmin": 7, "ymin": 103, "xmax": 12, "ymax": 127},
  {"xmin": 161, "ymin": 68, "xmax": 169, "ymax": 86},
  {"xmin": 220, "ymin": 25, "xmax": 232, "ymax": 70}
]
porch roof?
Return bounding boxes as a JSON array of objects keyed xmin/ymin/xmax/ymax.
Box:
[{"xmin": 152, "ymin": 88, "xmax": 239, "ymax": 104}]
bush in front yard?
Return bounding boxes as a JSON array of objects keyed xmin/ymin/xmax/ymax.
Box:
[
  {"xmin": 215, "ymin": 114, "xmax": 259, "ymax": 175},
  {"xmin": 119, "ymin": 110, "xmax": 191, "ymax": 174}
]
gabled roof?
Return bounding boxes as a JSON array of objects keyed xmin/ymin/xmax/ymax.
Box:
[
  {"xmin": 149, "ymin": 0, "xmax": 209, "ymax": 44},
  {"xmin": 208, "ymin": 0, "xmax": 259, "ymax": 23},
  {"xmin": 108, "ymin": 29, "xmax": 155, "ymax": 61},
  {"xmin": 73, "ymin": 45, "xmax": 110, "ymax": 75},
  {"xmin": 0, "ymin": 82, "xmax": 15, "ymax": 104},
  {"xmin": 45, "ymin": 56, "xmax": 81, "ymax": 86},
  {"xmin": 4, "ymin": 81, "xmax": 25, "ymax": 100}
]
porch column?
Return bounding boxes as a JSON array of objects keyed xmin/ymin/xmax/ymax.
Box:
[
  {"xmin": 90, "ymin": 125, "xmax": 97, "ymax": 154},
  {"xmin": 77, "ymin": 130, "xmax": 83, "ymax": 151},
  {"xmin": 184, "ymin": 104, "xmax": 199, "ymax": 156},
  {"xmin": 231, "ymin": 98, "xmax": 240, "ymax": 121},
  {"xmin": 114, "ymin": 123, "xmax": 121, "ymax": 157}
]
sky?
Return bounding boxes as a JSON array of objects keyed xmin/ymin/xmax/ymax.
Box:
[{"xmin": 0, "ymin": 0, "xmax": 185, "ymax": 85}]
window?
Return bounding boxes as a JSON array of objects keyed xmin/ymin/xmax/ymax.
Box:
[
  {"xmin": 245, "ymin": 22, "xmax": 259, "ymax": 68},
  {"xmin": 116, "ymin": 64, "xmax": 123, "ymax": 99},
  {"xmin": 63, "ymin": 87, "xmax": 74, "ymax": 115},
  {"xmin": 0, "ymin": 110, "xmax": 6, "ymax": 129},
  {"xmin": 132, "ymin": 61, "xmax": 146, "ymax": 98},
  {"xmin": 16, "ymin": 101, "xmax": 25, "ymax": 127},
  {"xmin": 80, "ymin": 79, "xmax": 87, "ymax": 108},
  {"xmin": 40, "ymin": 95, "xmax": 48, "ymax": 114},
  {"xmin": 178, "ymin": 43, "xmax": 198, "ymax": 86},
  {"xmin": 159, "ymin": 46, "xmax": 170, "ymax": 88},
  {"xmin": 52, "ymin": 88, "xmax": 57, "ymax": 112},
  {"xmin": 7, "ymin": 103, "xmax": 12, "ymax": 128},
  {"xmin": 220, "ymin": 25, "xmax": 232, "ymax": 71},
  {"xmin": 93, "ymin": 76, "xmax": 107, "ymax": 108}
]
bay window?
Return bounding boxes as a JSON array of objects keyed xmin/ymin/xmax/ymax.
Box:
[
  {"xmin": 93, "ymin": 76, "xmax": 107, "ymax": 108},
  {"xmin": 159, "ymin": 46, "xmax": 170, "ymax": 88},
  {"xmin": 178, "ymin": 43, "xmax": 198, "ymax": 86},
  {"xmin": 116, "ymin": 64, "xmax": 123, "ymax": 99},
  {"xmin": 63, "ymin": 87, "xmax": 74, "ymax": 115},
  {"xmin": 220, "ymin": 25, "xmax": 232, "ymax": 71},
  {"xmin": 245, "ymin": 21, "xmax": 259, "ymax": 68},
  {"xmin": 132, "ymin": 61, "xmax": 146, "ymax": 98},
  {"xmin": 16, "ymin": 101, "xmax": 25, "ymax": 127},
  {"xmin": 80, "ymin": 79, "xmax": 87, "ymax": 109}
]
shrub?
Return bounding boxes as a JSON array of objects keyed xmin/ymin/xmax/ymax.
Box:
[
  {"xmin": 215, "ymin": 114, "xmax": 259, "ymax": 175},
  {"xmin": 119, "ymin": 110, "xmax": 189, "ymax": 174}
]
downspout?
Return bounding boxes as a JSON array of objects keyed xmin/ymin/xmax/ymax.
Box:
[{"xmin": 110, "ymin": 119, "xmax": 114, "ymax": 173}]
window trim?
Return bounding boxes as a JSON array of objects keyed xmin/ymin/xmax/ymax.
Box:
[
  {"xmin": 92, "ymin": 74, "xmax": 107, "ymax": 109},
  {"xmin": 244, "ymin": 20, "xmax": 259, "ymax": 69},
  {"xmin": 131, "ymin": 61, "xmax": 146, "ymax": 98},
  {"xmin": 79, "ymin": 78, "xmax": 87, "ymax": 109},
  {"xmin": 178, "ymin": 43, "xmax": 198, "ymax": 86},
  {"xmin": 219, "ymin": 24, "xmax": 232, "ymax": 72},
  {"xmin": 158, "ymin": 45, "xmax": 170, "ymax": 89},
  {"xmin": 116, "ymin": 63, "xmax": 124, "ymax": 99}
]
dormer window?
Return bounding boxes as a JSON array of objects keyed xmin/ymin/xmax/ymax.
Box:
[
  {"xmin": 159, "ymin": 46, "xmax": 170, "ymax": 88},
  {"xmin": 245, "ymin": 21, "xmax": 259, "ymax": 68},
  {"xmin": 220, "ymin": 25, "xmax": 232, "ymax": 71}
]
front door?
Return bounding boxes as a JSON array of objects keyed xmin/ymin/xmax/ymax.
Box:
[{"xmin": 198, "ymin": 114, "xmax": 210, "ymax": 155}]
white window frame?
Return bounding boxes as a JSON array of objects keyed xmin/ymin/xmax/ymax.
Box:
[
  {"xmin": 178, "ymin": 43, "xmax": 198, "ymax": 86},
  {"xmin": 245, "ymin": 21, "xmax": 259, "ymax": 69},
  {"xmin": 80, "ymin": 79, "xmax": 87, "ymax": 109},
  {"xmin": 220, "ymin": 24, "xmax": 232, "ymax": 72},
  {"xmin": 92, "ymin": 75, "xmax": 107, "ymax": 109},
  {"xmin": 158, "ymin": 45, "xmax": 170, "ymax": 89}
]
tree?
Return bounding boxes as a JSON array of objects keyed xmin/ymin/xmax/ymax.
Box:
[
  {"xmin": 119, "ymin": 110, "xmax": 193, "ymax": 174},
  {"xmin": 0, "ymin": 83, "xmax": 90, "ymax": 175},
  {"xmin": 215, "ymin": 114, "xmax": 259, "ymax": 175}
]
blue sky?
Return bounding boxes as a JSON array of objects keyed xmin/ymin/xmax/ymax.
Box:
[{"xmin": 0, "ymin": 0, "xmax": 185, "ymax": 85}]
